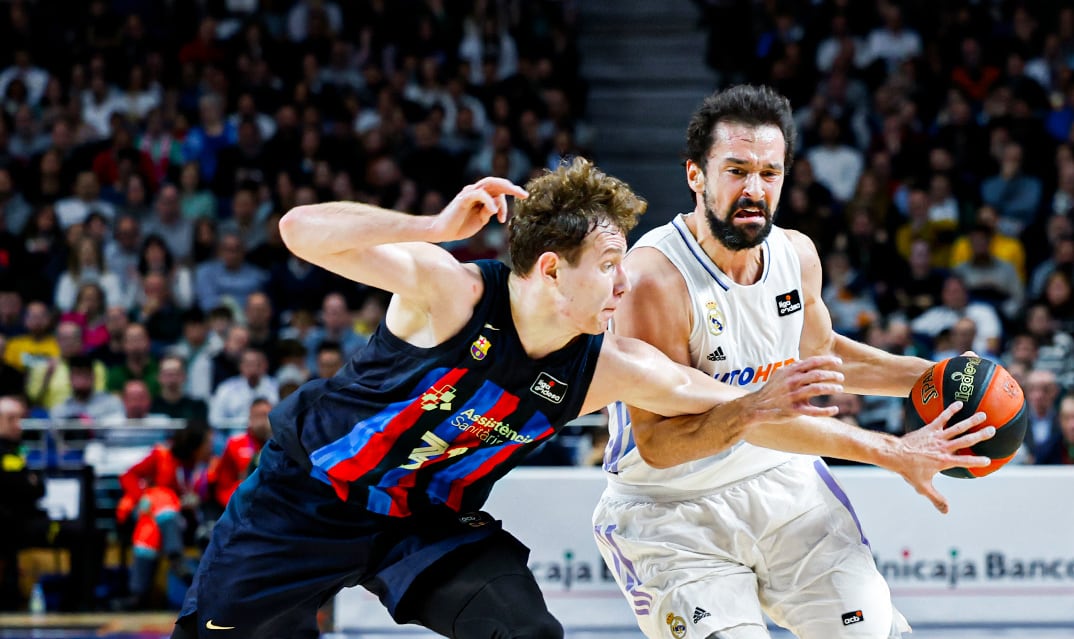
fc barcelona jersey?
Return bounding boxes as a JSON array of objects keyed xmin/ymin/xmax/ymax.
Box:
[{"xmin": 271, "ymin": 260, "xmax": 603, "ymax": 517}]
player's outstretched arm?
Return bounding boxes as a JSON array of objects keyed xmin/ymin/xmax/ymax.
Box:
[
  {"xmin": 581, "ymin": 333, "xmax": 848, "ymax": 467},
  {"xmin": 279, "ymin": 177, "xmax": 527, "ymax": 303},
  {"xmin": 743, "ymin": 400, "xmax": 995, "ymax": 513}
]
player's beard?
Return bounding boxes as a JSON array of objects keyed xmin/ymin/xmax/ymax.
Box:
[{"xmin": 704, "ymin": 187, "xmax": 773, "ymax": 251}]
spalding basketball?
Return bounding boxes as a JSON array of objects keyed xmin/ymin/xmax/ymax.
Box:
[{"xmin": 906, "ymin": 355, "xmax": 1027, "ymax": 478}]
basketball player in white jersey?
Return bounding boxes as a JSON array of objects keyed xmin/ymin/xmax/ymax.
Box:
[{"xmin": 593, "ymin": 85, "xmax": 996, "ymax": 639}]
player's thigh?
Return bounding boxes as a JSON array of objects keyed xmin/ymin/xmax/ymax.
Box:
[
  {"xmin": 594, "ymin": 498, "xmax": 773, "ymax": 638},
  {"xmin": 181, "ymin": 446, "xmax": 372, "ymax": 636},
  {"xmin": 766, "ymin": 548, "xmax": 899, "ymax": 638},
  {"xmin": 758, "ymin": 465, "xmax": 905, "ymax": 639},
  {"xmin": 403, "ymin": 530, "xmax": 562, "ymax": 638},
  {"xmin": 648, "ymin": 569, "xmax": 770, "ymax": 639}
]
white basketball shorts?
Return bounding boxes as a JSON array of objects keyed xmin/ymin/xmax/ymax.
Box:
[{"xmin": 592, "ymin": 456, "xmax": 910, "ymax": 639}]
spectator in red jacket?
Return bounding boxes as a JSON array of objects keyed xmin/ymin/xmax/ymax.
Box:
[
  {"xmin": 211, "ymin": 397, "xmax": 272, "ymax": 509},
  {"xmin": 116, "ymin": 421, "xmax": 212, "ymax": 609}
]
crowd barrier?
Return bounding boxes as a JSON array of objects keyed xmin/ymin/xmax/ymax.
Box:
[{"xmin": 334, "ymin": 463, "xmax": 1074, "ymax": 632}]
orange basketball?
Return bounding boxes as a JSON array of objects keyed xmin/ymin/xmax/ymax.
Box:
[{"xmin": 905, "ymin": 355, "xmax": 1027, "ymax": 478}]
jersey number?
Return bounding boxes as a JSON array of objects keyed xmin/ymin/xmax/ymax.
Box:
[{"xmin": 399, "ymin": 431, "xmax": 468, "ymax": 469}]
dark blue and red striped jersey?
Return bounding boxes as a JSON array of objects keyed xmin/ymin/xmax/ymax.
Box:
[{"xmin": 271, "ymin": 260, "xmax": 604, "ymax": 517}]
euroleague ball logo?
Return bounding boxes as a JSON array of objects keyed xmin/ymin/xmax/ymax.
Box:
[
  {"xmin": 916, "ymin": 357, "xmax": 981, "ymax": 406},
  {"xmin": 949, "ymin": 357, "xmax": 981, "ymax": 403}
]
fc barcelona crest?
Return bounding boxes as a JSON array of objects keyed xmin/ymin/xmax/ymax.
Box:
[
  {"xmin": 706, "ymin": 301, "xmax": 725, "ymax": 336},
  {"xmin": 471, "ymin": 335, "xmax": 491, "ymax": 360}
]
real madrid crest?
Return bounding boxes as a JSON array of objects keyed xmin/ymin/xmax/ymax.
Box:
[
  {"xmin": 705, "ymin": 300, "xmax": 725, "ymax": 336},
  {"xmin": 471, "ymin": 335, "xmax": 491, "ymax": 360},
  {"xmin": 666, "ymin": 612, "xmax": 687, "ymax": 638}
]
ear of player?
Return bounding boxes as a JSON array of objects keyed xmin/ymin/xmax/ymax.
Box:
[{"xmin": 905, "ymin": 355, "xmax": 1028, "ymax": 478}]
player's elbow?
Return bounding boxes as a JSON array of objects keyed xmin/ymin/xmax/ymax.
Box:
[
  {"xmin": 633, "ymin": 430, "xmax": 678, "ymax": 469},
  {"xmin": 278, "ymin": 205, "xmax": 311, "ymax": 251}
]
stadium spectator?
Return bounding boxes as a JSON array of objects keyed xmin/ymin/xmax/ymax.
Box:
[
  {"xmin": 952, "ymin": 224, "xmax": 1024, "ymax": 320},
  {"xmin": 910, "ymin": 273, "xmax": 1003, "ymax": 356},
  {"xmin": 949, "ymin": 205, "xmax": 1026, "ymax": 282},
  {"xmin": 208, "ymin": 347, "xmax": 277, "ymax": 430},
  {"xmin": 104, "ymin": 215, "xmax": 143, "ymax": 299},
  {"xmin": 211, "ymin": 397, "xmax": 272, "ymax": 510},
  {"xmin": 177, "ymin": 162, "xmax": 217, "ymax": 221},
  {"xmin": 25, "ymin": 320, "xmax": 106, "ymax": 411},
  {"xmin": 88, "ymin": 305, "xmax": 129, "ymax": 368},
  {"xmin": 49, "ymin": 354, "xmax": 123, "ymax": 421},
  {"xmin": 105, "ymin": 322, "xmax": 159, "ymax": 397},
  {"xmin": 150, "ymin": 354, "xmax": 208, "ymax": 423},
  {"xmin": 3, "ymin": 301, "xmax": 57, "ymax": 372},
  {"xmin": 193, "ymin": 231, "xmax": 267, "ymax": 313},
  {"xmin": 0, "ymin": 395, "xmax": 102, "ymax": 612},
  {"xmin": 0, "ymin": 288, "xmax": 23, "ymax": 338},
  {"xmin": 980, "ymin": 141, "xmax": 1042, "ymax": 237},
  {"xmin": 115, "ymin": 421, "xmax": 212, "ymax": 610},
  {"xmin": 167, "ymin": 308, "xmax": 219, "ymax": 402},
  {"xmin": 217, "ymin": 185, "xmax": 265, "ymax": 250},
  {"xmin": 1058, "ymin": 392, "xmax": 1074, "ymax": 465},
  {"xmin": 130, "ymin": 272, "xmax": 184, "ymax": 345},
  {"xmin": 59, "ymin": 282, "xmax": 110, "ymax": 352},
  {"xmin": 142, "ymin": 185, "xmax": 194, "ymax": 266},
  {"xmin": 303, "ymin": 292, "xmax": 365, "ymax": 372},
  {"xmin": 54, "ymin": 235, "xmax": 126, "ymax": 312},
  {"xmin": 1023, "ymin": 368, "xmax": 1065, "ymax": 464},
  {"xmin": 136, "ymin": 234, "xmax": 194, "ymax": 311},
  {"xmin": 242, "ymin": 292, "xmax": 279, "ymax": 370},
  {"xmin": 313, "ymin": 340, "xmax": 343, "ymax": 380}
]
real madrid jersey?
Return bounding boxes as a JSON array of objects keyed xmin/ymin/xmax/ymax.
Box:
[
  {"xmin": 604, "ymin": 216, "xmax": 807, "ymax": 496},
  {"xmin": 271, "ymin": 260, "xmax": 603, "ymax": 517}
]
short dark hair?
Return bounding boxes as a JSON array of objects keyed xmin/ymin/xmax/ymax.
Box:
[
  {"xmin": 685, "ymin": 84, "xmax": 796, "ymax": 171},
  {"xmin": 67, "ymin": 354, "xmax": 94, "ymax": 371},
  {"xmin": 250, "ymin": 397, "xmax": 273, "ymax": 410},
  {"xmin": 181, "ymin": 307, "xmax": 206, "ymax": 325},
  {"xmin": 317, "ymin": 340, "xmax": 342, "ymax": 356}
]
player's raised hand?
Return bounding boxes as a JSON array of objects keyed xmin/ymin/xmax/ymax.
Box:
[
  {"xmin": 749, "ymin": 355, "xmax": 845, "ymax": 421},
  {"xmin": 431, "ymin": 177, "xmax": 528, "ymax": 243},
  {"xmin": 891, "ymin": 402, "xmax": 996, "ymax": 514}
]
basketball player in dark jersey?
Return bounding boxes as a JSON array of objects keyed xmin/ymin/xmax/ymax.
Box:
[{"xmin": 171, "ymin": 158, "xmax": 848, "ymax": 638}]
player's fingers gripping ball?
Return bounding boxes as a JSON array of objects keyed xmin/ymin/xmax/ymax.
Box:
[{"xmin": 906, "ymin": 355, "xmax": 1027, "ymax": 478}]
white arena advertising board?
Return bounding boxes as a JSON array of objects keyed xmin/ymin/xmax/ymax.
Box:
[{"xmin": 334, "ymin": 465, "xmax": 1074, "ymax": 632}]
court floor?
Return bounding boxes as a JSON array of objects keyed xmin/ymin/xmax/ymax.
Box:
[
  {"xmin": 1, "ymin": 614, "xmax": 1072, "ymax": 639},
  {"xmin": 328, "ymin": 629, "xmax": 1074, "ymax": 639}
]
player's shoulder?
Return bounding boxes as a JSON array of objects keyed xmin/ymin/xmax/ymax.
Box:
[
  {"xmin": 778, "ymin": 227, "xmax": 821, "ymax": 263},
  {"xmin": 626, "ymin": 244, "xmax": 680, "ymax": 282},
  {"xmin": 623, "ymin": 246, "xmax": 690, "ymax": 315},
  {"xmin": 594, "ymin": 332, "xmax": 658, "ymax": 383}
]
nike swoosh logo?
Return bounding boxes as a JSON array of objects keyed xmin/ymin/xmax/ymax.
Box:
[
  {"xmin": 483, "ymin": 324, "xmax": 499, "ymax": 331},
  {"xmin": 206, "ymin": 620, "xmax": 236, "ymax": 630}
]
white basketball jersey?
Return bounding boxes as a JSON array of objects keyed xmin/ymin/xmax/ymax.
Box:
[{"xmin": 604, "ymin": 215, "xmax": 808, "ymax": 496}]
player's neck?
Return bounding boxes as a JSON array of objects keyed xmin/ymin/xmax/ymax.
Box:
[
  {"xmin": 507, "ymin": 273, "xmax": 580, "ymax": 360},
  {"xmin": 687, "ymin": 212, "xmax": 766, "ymax": 285}
]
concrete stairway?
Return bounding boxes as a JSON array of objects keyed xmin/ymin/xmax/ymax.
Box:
[{"xmin": 577, "ymin": 0, "xmax": 717, "ymax": 238}]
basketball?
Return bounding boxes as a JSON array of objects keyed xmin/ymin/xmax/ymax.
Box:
[{"xmin": 906, "ymin": 355, "xmax": 1028, "ymax": 478}]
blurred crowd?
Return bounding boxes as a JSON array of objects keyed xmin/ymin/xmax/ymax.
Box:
[
  {"xmin": 2, "ymin": 0, "xmax": 1074, "ymax": 615},
  {"xmin": 694, "ymin": 0, "xmax": 1074, "ymax": 466}
]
